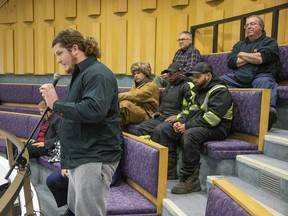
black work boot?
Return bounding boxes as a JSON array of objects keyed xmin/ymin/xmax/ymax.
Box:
[
  {"xmin": 268, "ymin": 107, "xmax": 278, "ymax": 130},
  {"xmin": 171, "ymin": 165, "xmax": 201, "ymax": 194},
  {"xmin": 167, "ymin": 153, "xmax": 178, "ymax": 180}
]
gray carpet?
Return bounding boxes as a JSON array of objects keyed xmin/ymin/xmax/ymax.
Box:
[{"xmin": 166, "ymin": 180, "xmax": 208, "ymax": 216}]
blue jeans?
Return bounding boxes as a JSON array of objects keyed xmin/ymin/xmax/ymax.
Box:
[
  {"xmin": 220, "ymin": 73, "xmax": 278, "ymax": 108},
  {"xmin": 46, "ymin": 169, "xmax": 69, "ymax": 207}
]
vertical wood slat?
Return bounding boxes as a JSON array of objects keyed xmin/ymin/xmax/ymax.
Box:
[
  {"xmin": 171, "ymin": 0, "xmax": 189, "ymax": 7},
  {"xmin": 141, "ymin": 0, "xmax": 157, "ymax": 10},
  {"xmin": 88, "ymin": 22, "xmax": 101, "ymax": 43},
  {"xmin": 87, "ymin": 0, "xmax": 101, "ymax": 16},
  {"xmin": 113, "ymin": 0, "xmax": 127, "ymax": 13},
  {"xmin": 43, "ymin": 0, "xmax": 55, "ymax": 21},
  {"xmin": 112, "ymin": 19, "xmax": 127, "ymax": 73},
  {"xmin": 23, "ymin": 0, "xmax": 34, "ymax": 22},
  {"xmin": 67, "ymin": 24, "xmax": 77, "ymax": 30},
  {"xmin": 2, "ymin": 29, "xmax": 14, "ymax": 73},
  {"xmin": 36, "ymin": 27, "xmax": 45, "ymax": 74},
  {"xmin": 65, "ymin": 0, "xmax": 77, "ymax": 18},
  {"xmin": 36, "ymin": 26, "xmax": 55, "ymax": 74},
  {"xmin": 0, "ymin": 0, "xmax": 17, "ymax": 24},
  {"xmin": 24, "ymin": 28, "xmax": 34, "ymax": 74},
  {"xmin": 46, "ymin": 27, "xmax": 55, "ymax": 74},
  {"xmin": 170, "ymin": 14, "xmax": 188, "ymax": 61},
  {"xmin": 140, "ymin": 17, "xmax": 156, "ymax": 72}
]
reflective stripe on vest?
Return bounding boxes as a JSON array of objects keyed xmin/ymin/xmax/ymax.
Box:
[
  {"xmin": 177, "ymin": 82, "xmax": 195, "ymax": 119},
  {"xmin": 190, "ymin": 84, "xmax": 233, "ymax": 126}
]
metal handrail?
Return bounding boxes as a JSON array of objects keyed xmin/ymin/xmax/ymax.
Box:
[{"xmin": 190, "ymin": 3, "xmax": 288, "ymax": 53}]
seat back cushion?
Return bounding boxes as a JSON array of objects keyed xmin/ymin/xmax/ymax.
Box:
[
  {"xmin": 229, "ymin": 90, "xmax": 262, "ymax": 136},
  {"xmin": 205, "ymin": 185, "xmax": 250, "ymax": 216},
  {"xmin": 122, "ymin": 136, "xmax": 159, "ymax": 197}
]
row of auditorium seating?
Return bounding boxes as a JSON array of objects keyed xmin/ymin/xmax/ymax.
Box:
[
  {"xmin": 0, "ymin": 46, "xmax": 287, "ymax": 114},
  {"xmin": 0, "ymin": 87, "xmax": 270, "ymax": 215},
  {"xmin": 0, "ymin": 112, "xmax": 168, "ymax": 215}
]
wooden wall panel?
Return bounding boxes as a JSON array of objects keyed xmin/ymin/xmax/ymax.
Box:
[
  {"xmin": 35, "ymin": 27, "xmax": 55, "ymax": 74},
  {"xmin": 43, "ymin": 0, "xmax": 55, "ymax": 21},
  {"xmin": 87, "ymin": 0, "xmax": 101, "ymax": 16},
  {"xmin": 169, "ymin": 14, "xmax": 188, "ymax": 61},
  {"xmin": 0, "ymin": 31, "xmax": 3, "ymax": 73},
  {"xmin": 0, "ymin": 0, "xmax": 287, "ymax": 75},
  {"xmin": 202, "ymin": 9, "xmax": 224, "ymax": 53},
  {"xmin": 128, "ymin": 16, "xmax": 156, "ymax": 72},
  {"xmin": 111, "ymin": 20, "xmax": 127, "ymax": 74},
  {"xmin": 0, "ymin": 0, "xmax": 16, "ymax": 24},
  {"xmin": 140, "ymin": 17, "xmax": 157, "ymax": 73},
  {"xmin": 88, "ymin": 22, "xmax": 101, "ymax": 43},
  {"xmin": 23, "ymin": 0, "xmax": 34, "ymax": 22},
  {"xmin": 141, "ymin": 0, "xmax": 157, "ymax": 10},
  {"xmin": 65, "ymin": 0, "xmax": 77, "ymax": 18},
  {"xmin": 46, "ymin": 27, "xmax": 55, "ymax": 74},
  {"xmin": 277, "ymin": 0, "xmax": 288, "ymax": 44},
  {"xmin": 0, "ymin": 29, "xmax": 14, "ymax": 74},
  {"xmin": 113, "ymin": 0, "xmax": 127, "ymax": 13},
  {"xmin": 67, "ymin": 24, "xmax": 77, "ymax": 30},
  {"xmin": 24, "ymin": 28, "xmax": 34, "ymax": 74},
  {"xmin": 171, "ymin": 0, "xmax": 189, "ymax": 7}
]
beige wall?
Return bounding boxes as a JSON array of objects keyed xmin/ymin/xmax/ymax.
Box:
[{"xmin": 0, "ymin": 0, "xmax": 287, "ymax": 75}]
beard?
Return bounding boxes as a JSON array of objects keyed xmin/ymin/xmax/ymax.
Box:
[
  {"xmin": 196, "ymin": 78, "xmax": 210, "ymax": 89},
  {"xmin": 66, "ymin": 66, "xmax": 74, "ymax": 74},
  {"xmin": 65, "ymin": 54, "xmax": 77, "ymax": 74}
]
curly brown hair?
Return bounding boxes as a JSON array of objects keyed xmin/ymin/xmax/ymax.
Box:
[{"xmin": 52, "ymin": 29, "xmax": 101, "ymax": 58}]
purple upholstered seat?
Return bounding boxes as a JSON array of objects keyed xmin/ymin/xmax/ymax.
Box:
[
  {"xmin": 107, "ymin": 182, "xmax": 156, "ymax": 215},
  {"xmin": 0, "ymin": 138, "xmax": 6, "ymax": 153},
  {"xmin": 277, "ymin": 85, "xmax": 288, "ymax": 99},
  {"xmin": 34, "ymin": 156, "xmax": 60, "ymax": 171},
  {"xmin": 201, "ymin": 139, "xmax": 258, "ymax": 160},
  {"xmin": 205, "ymin": 185, "xmax": 250, "ymax": 216}
]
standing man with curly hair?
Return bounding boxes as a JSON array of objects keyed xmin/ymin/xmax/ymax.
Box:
[{"xmin": 40, "ymin": 29, "xmax": 122, "ymax": 216}]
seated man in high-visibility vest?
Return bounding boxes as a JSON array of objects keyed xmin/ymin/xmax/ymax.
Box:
[{"xmin": 159, "ymin": 62, "xmax": 233, "ymax": 194}]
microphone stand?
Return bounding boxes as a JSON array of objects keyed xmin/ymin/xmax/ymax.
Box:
[
  {"xmin": 4, "ymin": 107, "xmax": 50, "ymax": 180},
  {"xmin": 5, "ymin": 73, "xmax": 61, "ymax": 180}
]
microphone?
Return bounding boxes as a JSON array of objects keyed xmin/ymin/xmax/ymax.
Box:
[{"xmin": 53, "ymin": 73, "xmax": 62, "ymax": 87}]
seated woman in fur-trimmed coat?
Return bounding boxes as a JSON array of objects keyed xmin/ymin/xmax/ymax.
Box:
[{"xmin": 119, "ymin": 62, "xmax": 159, "ymax": 126}]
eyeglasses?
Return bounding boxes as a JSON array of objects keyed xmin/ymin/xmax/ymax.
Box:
[
  {"xmin": 244, "ymin": 22, "xmax": 260, "ymax": 29},
  {"xmin": 177, "ymin": 38, "xmax": 190, "ymax": 42}
]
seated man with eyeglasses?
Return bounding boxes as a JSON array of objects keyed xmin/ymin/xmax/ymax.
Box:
[
  {"xmin": 220, "ymin": 15, "xmax": 280, "ymax": 130},
  {"xmin": 154, "ymin": 31, "xmax": 202, "ymax": 88}
]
